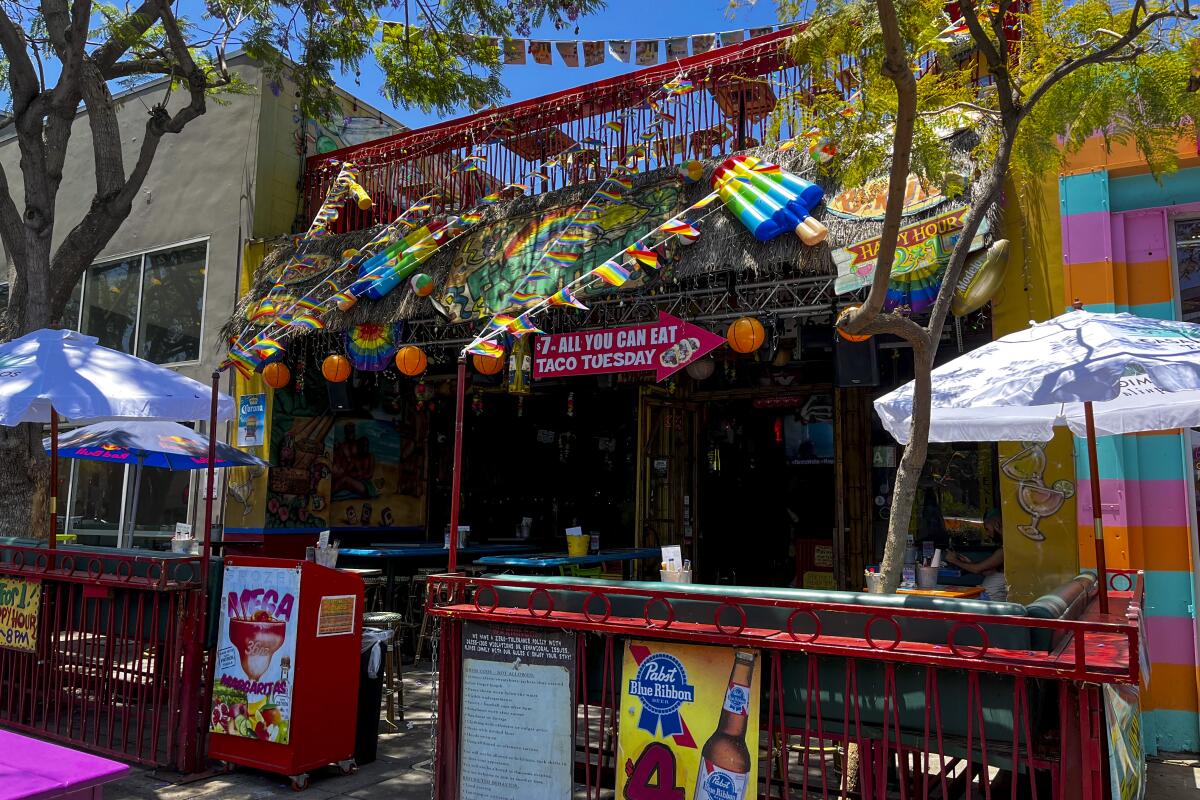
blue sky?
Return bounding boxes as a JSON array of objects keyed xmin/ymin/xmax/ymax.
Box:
[{"xmin": 346, "ymin": 1, "xmax": 788, "ymax": 129}]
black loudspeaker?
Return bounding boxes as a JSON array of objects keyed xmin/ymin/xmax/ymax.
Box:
[
  {"xmin": 327, "ymin": 380, "xmax": 353, "ymax": 412},
  {"xmin": 835, "ymin": 335, "xmax": 880, "ymax": 387}
]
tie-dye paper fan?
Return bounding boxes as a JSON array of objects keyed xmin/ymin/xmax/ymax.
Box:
[{"xmin": 345, "ymin": 323, "xmax": 399, "ymax": 371}]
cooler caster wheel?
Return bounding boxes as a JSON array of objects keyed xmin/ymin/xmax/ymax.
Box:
[
  {"xmin": 214, "ymin": 761, "xmax": 235, "ymax": 774},
  {"xmin": 337, "ymin": 759, "xmax": 358, "ymax": 775},
  {"xmin": 289, "ymin": 774, "xmax": 310, "ymax": 791}
]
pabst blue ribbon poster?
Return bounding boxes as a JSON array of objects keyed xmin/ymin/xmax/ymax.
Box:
[
  {"xmin": 618, "ymin": 641, "xmax": 761, "ymax": 800},
  {"xmin": 210, "ymin": 565, "xmax": 300, "ymax": 745}
]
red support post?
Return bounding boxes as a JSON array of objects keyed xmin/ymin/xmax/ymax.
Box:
[
  {"xmin": 1084, "ymin": 401, "xmax": 1110, "ymax": 615},
  {"xmin": 448, "ymin": 357, "xmax": 468, "ymax": 573},
  {"xmin": 49, "ymin": 408, "xmax": 58, "ymax": 549}
]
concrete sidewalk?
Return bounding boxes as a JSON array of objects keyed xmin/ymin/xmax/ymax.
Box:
[{"xmin": 106, "ymin": 667, "xmax": 439, "ymax": 799}]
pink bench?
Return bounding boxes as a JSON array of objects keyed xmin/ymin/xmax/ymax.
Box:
[{"xmin": 0, "ymin": 731, "xmax": 129, "ymax": 800}]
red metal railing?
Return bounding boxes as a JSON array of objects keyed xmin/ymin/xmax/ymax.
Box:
[
  {"xmin": 303, "ymin": 28, "xmax": 811, "ymax": 232},
  {"xmin": 427, "ymin": 572, "xmax": 1141, "ymax": 800},
  {"xmin": 0, "ymin": 544, "xmax": 205, "ymax": 770}
]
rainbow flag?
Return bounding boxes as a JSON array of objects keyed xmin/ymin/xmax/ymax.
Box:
[
  {"xmin": 465, "ymin": 339, "xmax": 505, "ymax": 359},
  {"xmin": 692, "ymin": 191, "xmax": 721, "ymax": 208},
  {"xmin": 591, "ymin": 260, "xmax": 630, "ymax": 287},
  {"xmin": 251, "ymin": 337, "xmax": 285, "ymax": 360},
  {"xmin": 509, "ymin": 289, "xmax": 542, "ymax": 307},
  {"xmin": 291, "ymin": 314, "xmax": 326, "ymax": 331},
  {"xmin": 524, "ymin": 269, "xmax": 552, "ymax": 283},
  {"xmin": 596, "ymin": 188, "xmax": 624, "ymax": 202},
  {"xmin": 665, "ymin": 77, "xmax": 694, "ymax": 95},
  {"xmin": 583, "ymin": 136, "xmax": 605, "ymax": 146},
  {"xmin": 332, "ymin": 290, "xmax": 356, "ymax": 306},
  {"xmin": 611, "ymin": 176, "xmax": 633, "ymax": 190},
  {"xmin": 507, "ymin": 314, "xmax": 543, "ymax": 336},
  {"xmin": 548, "ymin": 286, "xmax": 589, "ymax": 310},
  {"xmin": 409, "ymin": 203, "xmax": 432, "ymax": 213},
  {"xmin": 249, "ymin": 298, "xmax": 276, "ymax": 321},
  {"xmin": 604, "ymin": 120, "xmax": 625, "ymax": 134},
  {"xmin": 659, "ymin": 220, "xmax": 701, "ymax": 240},
  {"xmin": 488, "ymin": 314, "xmax": 516, "ymax": 333},
  {"xmin": 481, "ymin": 193, "xmax": 502, "ymax": 205},
  {"xmin": 656, "ymin": 111, "xmax": 676, "ymax": 124},
  {"xmin": 543, "ymin": 250, "xmax": 581, "ymax": 266},
  {"xmin": 458, "ymin": 162, "xmax": 479, "ymax": 172},
  {"xmin": 558, "ymin": 229, "xmax": 589, "ymax": 244},
  {"xmin": 506, "ymin": 183, "xmax": 530, "ymax": 192},
  {"xmin": 531, "ymin": 171, "xmax": 550, "ymax": 181},
  {"xmin": 625, "ymin": 247, "xmax": 659, "ymax": 270},
  {"xmin": 462, "ymin": 211, "xmax": 483, "ymax": 224}
]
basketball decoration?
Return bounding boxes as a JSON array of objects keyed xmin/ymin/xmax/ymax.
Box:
[
  {"xmin": 321, "ymin": 354, "xmax": 351, "ymax": 383},
  {"xmin": 409, "ymin": 273, "xmax": 434, "ymax": 297},
  {"xmin": 726, "ymin": 317, "xmax": 765, "ymax": 354},
  {"xmin": 836, "ymin": 306, "xmax": 872, "ymax": 342},
  {"xmin": 472, "ymin": 353, "xmax": 505, "ymax": 376},
  {"xmin": 395, "ymin": 345, "xmax": 427, "ymax": 377},
  {"xmin": 262, "ymin": 361, "xmax": 291, "ymax": 389}
]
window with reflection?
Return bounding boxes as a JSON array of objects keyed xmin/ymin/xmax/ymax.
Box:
[
  {"xmin": 81, "ymin": 257, "xmax": 141, "ymax": 353},
  {"xmin": 1178, "ymin": 219, "xmax": 1200, "ymax": 323},
  {"xmin": 139, "ymin": 244, "xmax": 206, "ymax": 364}
]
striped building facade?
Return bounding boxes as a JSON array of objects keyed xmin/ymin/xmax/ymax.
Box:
[{"xmin": 1058, "ymin": 139, "xmax": 1200, "ymax": 753}]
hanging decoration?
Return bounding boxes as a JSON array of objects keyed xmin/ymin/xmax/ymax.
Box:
[
  {"xmin": 835, "ymin": 306, "xmax": 872, "ymax": 342},
  {"xmin": 472, "ymin": 391, "xmax": 484, "ymax": 416},
  {"xmin": 473, "ymin": 353, "xmax": 505, "ymax": 376},
  {"xmin": 727, "ymin": 317, "xmax": 765, "ymax": 354},
  {"xmin": 322, "ymin": 354, "xmax": 352, "ymax": 383},
  {"xmin": 409, "ymin": 273, "xmax": 435, "ymax": 297},
  {"xmin": 345, "ymin": 323, "xmax": 400, "ymax": 371},
  {"xmin": 952, "ymin": 239, "xmax": 1010, "ymax": 317},
  {"xmin": 262, "ymin": 361, "xmax": 291, "ymax": 389},
  {"xmin": 566, "ymin": 392, "xmax": 575, "ymax": 417},
  {"xmin": 507, "ymin": 335, "xmax": 533, "ymax": 396},
  {"xmin": 414, "ymin": 378, "xmax": 431, "ymax": 411},
  {"xmin": 395, "ymin": 345, "xmax": 428, "ymax": 377},
  {"xmin": 711, "ymin": 155, "xmax": 827, "ymax": 245},
  {"xmin": 685, "ymin": 357, "xmax": 715, "ymax": 381},
  {"xmin": 826, "ymin": 173, "xmax": 950, "ymax": 221}
]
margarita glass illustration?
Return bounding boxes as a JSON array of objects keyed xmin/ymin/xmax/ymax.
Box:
[
  {"xmin": 228, "ymin": 610, "xmax": 287, "ymax": 681},
  {"xmin": 1002, "ymin": 443, "xmax": 1074, "ymax": 541}
]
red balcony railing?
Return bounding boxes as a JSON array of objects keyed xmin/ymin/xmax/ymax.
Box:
[{"xmin": 303, "ymin": 27, "xmax": 812, "ymax": 233}]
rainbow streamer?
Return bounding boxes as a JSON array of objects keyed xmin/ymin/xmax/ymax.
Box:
[
  {"xmin": 592, "ymin": 261, "xmax": 630, "ymax": 287},
  {"xmin": 548, "ymin": 286, "xmax": 589, "ymax": 310},
  {"xmin": 625, "ymin": 248, "xmax": 659, "ymax": 270},
  {"xmin": 692, "ymin": 191, "xmax": 721, "ymax": 208},
  {"xmin": 659, "ymin": 220, "xmax": 701, "ymax": 240},
  {"xmin": 466, "ymin": 339, "xmax": 505, "ymax": 359},
  {"xmin": 543, "ymin": 250, "xmax": 581, "ymax": 266}
]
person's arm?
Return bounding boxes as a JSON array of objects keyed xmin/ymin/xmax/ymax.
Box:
[{"xmin": 951, "ymin": 548, "xmax": 1004, "ymax": 574}]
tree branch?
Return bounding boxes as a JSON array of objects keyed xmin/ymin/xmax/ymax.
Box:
[
  {"xmin": 0, "ymin": 162, "xmax": 28, "ymax": 269},
  {"xmin": 838, "ymin": 0, "xmax": 918, "ymax": 336},
  {"xmin": 959, "ymin": 0, "xmax": 1015, "ymax": 117},
  {"xmin": 90, "ymin": 0, "xmax": 163, "ymax": 73},
  {"xmin": 0, "ymin": 11, "xmax": 41, "ymax": 116}
]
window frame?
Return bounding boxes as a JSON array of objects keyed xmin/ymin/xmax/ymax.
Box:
[{"xmin": 72, "ymin": 236, "xmax": 211, "ymax": 367}]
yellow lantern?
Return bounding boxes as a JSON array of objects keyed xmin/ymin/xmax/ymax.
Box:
[
  {"xmin": 262, "ymin": 361, "xmax": 291, "ymax": 389},
  {"xmin": 322, "ymin": 354, "xmax": 352, "ymax": 383},
  {"xmin": 395, "ymin": 345, "xmax": 428, "ymax": 377},
  {"xmin": 472, "ymin": 353, "xmax": 505, "ymax": 376},
  {"xmin": 726, "ymin": 317, "xmax": 765, "ymax": 354}
]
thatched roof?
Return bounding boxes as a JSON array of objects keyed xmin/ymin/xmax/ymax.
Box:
[{"xmin": 227, "ymin": 135, "xmax": 997, "ymax": 340}]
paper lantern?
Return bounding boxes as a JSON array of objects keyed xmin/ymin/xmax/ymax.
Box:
[
  {"xmin": 472, "ymin": 353, "xmax": 505, "ymax": 376},
  {"xmin": 322, "ymin": 354, "xmax": 351, "ymax": 383},
  {"xmin": 409, "ymin": 273, "xmax": 434, "ymax": 297},
  {"xmin": 727, "ymin": 317, "xmax": 765, "ymax": 354},
  {"xmin": 836, "ymin": 306, "xmax": 872, "ymax": 342},
  {"xmin": 395, "ymin": 345, "xmax": 427, "ymax": 377},
  {"xmin": 262, "ymin": 361, "xmax": 291, "ymax": 389},
  {"xmin": 685, "ymin": 357, "xmax": 715, "ymax": 381}
]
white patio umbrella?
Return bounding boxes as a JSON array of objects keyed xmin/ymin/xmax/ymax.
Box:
[
  {"xmin": 0, "ymin": 329, "xmax": 234, "ymax": 545},
  {"xmin": 874, "ymin": 309, "xmax": 1200, "ymax": 613}
]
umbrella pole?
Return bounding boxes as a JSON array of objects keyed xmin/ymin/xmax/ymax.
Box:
[
  {"xmin": 447, "ymin": 356, "xmax": 468, "ymax": 574},
  {"xmin": 126, "ymin": 457, "xmax": 144, "ymax": 550},
  {"xmin": 201, "ymin": 371, "xmax": 220, "ymax": 604},
  {"xmin": 49, "ymin": 408, "xmax": 58, "ymax": 550},
  {"xmin": 1084, "ymin": 401, "xmax": 1110, "ymax": 614}
]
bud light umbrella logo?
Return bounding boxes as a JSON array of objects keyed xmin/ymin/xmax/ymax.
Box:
[
  {"xmin": 703, "ymin": 769, "xmax": 739, "ymax": 800},
  {"xmin": 628, "ymin": 652, "xmax": 695, "ymax": 737}
]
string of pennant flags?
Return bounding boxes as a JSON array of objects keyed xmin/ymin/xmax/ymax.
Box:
[
  {"xmin": 224, "ymin": 71, "xmax": 705, "ymax": 377},
  {"xmin": 380, "ymin": 22, "xmax": 791, "ymax": 68}
]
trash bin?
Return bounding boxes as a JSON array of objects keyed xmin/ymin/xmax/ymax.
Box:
[{"xmin": 356, "ymin": 627, "xmax": 393, "ymax": 765}]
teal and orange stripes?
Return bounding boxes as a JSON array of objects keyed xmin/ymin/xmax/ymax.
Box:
[{"xmin": 1060, "ymin": 165, "xmax": 1200, "ymax": 754}]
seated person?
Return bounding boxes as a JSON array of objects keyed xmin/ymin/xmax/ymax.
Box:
[{"xmin": 947, "ymin": 508, "xmax": 1008, "ymax": 601}]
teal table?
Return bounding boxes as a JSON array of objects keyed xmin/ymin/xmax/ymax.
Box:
[{"xmin": 476, "ymin": 547, "xmax": 662, "ymax": 578}]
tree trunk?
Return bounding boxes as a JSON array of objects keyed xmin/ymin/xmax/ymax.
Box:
[{"xmin": 879, "ymin": 337, "xmax": 932, "ymax": 591}]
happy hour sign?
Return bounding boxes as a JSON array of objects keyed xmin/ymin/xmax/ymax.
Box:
[{"xmin": 533, "ymin": 312, "xmax": 724, "ymax": 382}]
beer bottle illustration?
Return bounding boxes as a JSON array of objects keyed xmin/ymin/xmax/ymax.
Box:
[{"xmin": 693, "ymin": 650, "xmax": 755, "ymax": 800}]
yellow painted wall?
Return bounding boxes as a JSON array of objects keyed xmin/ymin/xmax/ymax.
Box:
[
  {"xmin": 991, "ymin": 174, "xmax": 1080, "ymax": 602},
  {"xmin": 224, "ymin": 240, "xmax": 272, "ymax": 532}
]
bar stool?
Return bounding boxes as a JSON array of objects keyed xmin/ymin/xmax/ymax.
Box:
[{"xmin": 362, "ymin": 611, "xmax": 405, "ymax": 727}]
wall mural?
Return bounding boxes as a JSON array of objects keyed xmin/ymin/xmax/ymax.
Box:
[
  {"xmin": 437, "ymin": 179, "xmax": 683, "ymax": 323},
  {"xmin": 329, "ymin": 416, "xmax": 425, "ymax": 530},
  {"xmin": 297, "ymin": 115, "xmax": 402, "ymax": 156},
  {"xmin": 1000, "ymin": 442, "xmax": 1076, "ymax": 542}
]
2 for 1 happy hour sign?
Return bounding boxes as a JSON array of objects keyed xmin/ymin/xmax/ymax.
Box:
[{"xmin": 533, "ymin": 312, "xmax": 724, "ymax": 382}]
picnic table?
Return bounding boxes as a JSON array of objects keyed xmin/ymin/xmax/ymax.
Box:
[
  {"xmin": 475, "ymin": 547, "xmax": 662, "ymax": 579},
  {"xmin": 339, "ymin": 543, "xmax": 537, "ymax": 610},
  {"xmin": 0, "ymin": 730, "xmax": 129, "ymax": 800}
]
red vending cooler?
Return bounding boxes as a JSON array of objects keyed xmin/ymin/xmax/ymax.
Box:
[{"xmin": 209, "ymin": 556, "xmax": 364, "ymax": 790}]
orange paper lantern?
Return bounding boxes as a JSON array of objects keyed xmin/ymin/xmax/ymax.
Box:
[
  {"xmin": 395, "ymin": 345, "xmax": 428, "ymax": 376},
  {"xmin": 836, "ymin": 306, "xmax": 872, "ymax": 342},
  {"xmin": 472, "ymin": 353, "xmax": 505, "ymax": 376},
  {"xmin": 262, "ymin": 361, "xmax": 291, "ymax": 389},
  {"xmin": 727, "ymin": 317, "xmax": 765, "ymax": 354},
  {"xmin": 322, "ymin": 354, "xmax": 351, "ymax": 383}
]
